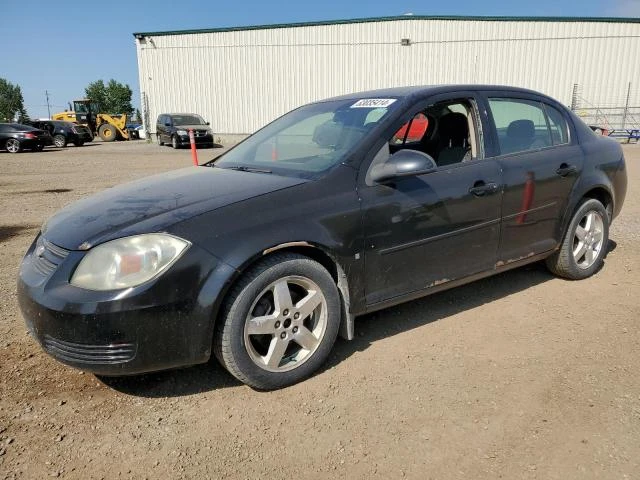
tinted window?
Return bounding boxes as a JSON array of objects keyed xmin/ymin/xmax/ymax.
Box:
[
  {"xmin": 544, "ymin": 104, "xmax": 569, "ymax": 145},
  {"xmin": 488, "ymin": 98, "xmax": 552, "ymax": 155},
  {"xmin": 11, "ymin": 124, "xmax": 34, "ymax": 131}
]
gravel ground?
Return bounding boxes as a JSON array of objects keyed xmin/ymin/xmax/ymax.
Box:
[{"xmin": 0, "ymin": 141, "xmax": 638, "ymax": 480}]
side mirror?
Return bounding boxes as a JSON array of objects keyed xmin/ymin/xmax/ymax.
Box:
[
  {"xmin": 206, "ymin": 121, "xmax": 210, "ymax": 125},
  {"xmin": 370, "ymin": 149, "xmax": 437, "ymax": 183}
]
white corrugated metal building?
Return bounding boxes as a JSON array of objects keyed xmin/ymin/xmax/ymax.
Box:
[{"xmin": 134, "ymin": 15, "xmax": 640, "ymax": 139}]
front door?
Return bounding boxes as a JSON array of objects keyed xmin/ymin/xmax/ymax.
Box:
[{"xmin": 359, "ymin": 94, "xmax": 503, "ymax": 305}]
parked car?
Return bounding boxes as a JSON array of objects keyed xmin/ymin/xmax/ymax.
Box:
[
  {"xmin": 29, "ymin": 120, "xmax": 92, "ymax": 147},
  {"xmin": 156, "ymin": 113, "xmax": 214, "ymax": 148},
  {"xmin": 18, "ymin": 85, "xmax": 627, "ymax": 390},
  {"xmin": 0, "ymin": 123, "xmax": 53, "ymax": 153}
]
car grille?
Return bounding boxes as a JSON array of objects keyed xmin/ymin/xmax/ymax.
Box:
[
  {"xmin": 195, "ymin": 130, "xmax": 209, "ymax": 137},
  {"xmin": 32, "ymin": 236, "xmax": 69, "ymax": 276},
  {"xmin": 43, "ymin": 335, "xmax": 136, "ymax": 364}
]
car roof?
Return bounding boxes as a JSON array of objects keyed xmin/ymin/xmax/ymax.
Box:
[
  {"xmin": 1, "ymin": 123, "xmax": 38, "ymax": 130},
  {"xmin": 317, "ymin": 84, "xmax": 555, "ymax": 103}
]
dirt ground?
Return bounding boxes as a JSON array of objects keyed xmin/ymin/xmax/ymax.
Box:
[{"xmin": 0, "ymin": 140, "xmax": 638, "ymax": 480}]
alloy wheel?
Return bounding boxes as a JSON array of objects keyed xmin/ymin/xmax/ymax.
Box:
[
  {"xmin": 573, "ymin": 210, "xmax": 604, "ymax": 269},
  {"xmin": 243, "ymin": 275, "xmax": 328, "ymax": 372},
  {"xmin": 6, "ymin": 139, "xmax": 20, "ymax": 153}
]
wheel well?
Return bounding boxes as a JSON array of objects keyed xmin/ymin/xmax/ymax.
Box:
[
  {"xmin": 583, "ymin": 187, "xmax": 613, "ymax": 219},
  {"xmin": 224, "ymin": 245, "xmax": 354, "ymax": 340}
]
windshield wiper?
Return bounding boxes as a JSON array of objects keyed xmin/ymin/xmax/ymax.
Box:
[{"xmin": 223, "ymin": 165, "xmax": 272, "ymax": 174}]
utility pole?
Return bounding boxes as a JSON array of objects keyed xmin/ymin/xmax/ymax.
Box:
[{"xmin": 45, "ymin": 90, "xmax": 51, "ymax": 119}]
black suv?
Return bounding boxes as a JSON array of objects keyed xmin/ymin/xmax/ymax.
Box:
[
  {"xmin": 30, "ymin": 120, "xmax": 93, "ymax": 147},
  {"xmin": 156, "ymin": 113, "xmax": 214, "ymax": 149}
]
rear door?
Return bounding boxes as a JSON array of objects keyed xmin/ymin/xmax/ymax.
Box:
[
  {"xmin": 359, "ymin": 92, "xmax": 503, "ymax": 305},
  {"xmin": 482, "ymin": 93, "xmax": 584, "ymax": 264}
]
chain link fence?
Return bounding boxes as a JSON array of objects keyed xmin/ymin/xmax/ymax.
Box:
[{"xmin": 570, "ymin": 82, "xmax": 640, "ymax": 141}]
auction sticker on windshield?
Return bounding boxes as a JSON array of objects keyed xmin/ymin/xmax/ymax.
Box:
[{"xmin": 351, "ymin": 99, "xmax": 397, "ymax": 108}]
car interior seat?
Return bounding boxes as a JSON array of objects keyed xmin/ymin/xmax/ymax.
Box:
[
  {"xmin": 435, "ymin": 112, "xmax": 471, "ymax": 166},
  {"xmin": 503, "ymin": 119, "xmax": 535, "ymax": 154}
]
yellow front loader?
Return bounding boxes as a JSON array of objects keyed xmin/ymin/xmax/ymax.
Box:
[{"xmin": 52, "ymin": 99, "xmax": 131, "ymax": 142}]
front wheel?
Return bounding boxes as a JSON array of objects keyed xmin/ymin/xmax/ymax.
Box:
[
  {"xmin": 171, "ymin": 135, "xmax": 179, "ymax": 149},
  {"xmin": 98, "ymin": 124, "xmax": 117, "ymax": 142},
  {"xmin": 214, "ymin": 253, "xmax": 341, "ymax": 390},
  {"xmin": 157, "ymin": 134, "xmax": 164, "ymax": 146},
  {"xmin": 546, "ymin": 198, "xmax": 609, "ymax": 279}
]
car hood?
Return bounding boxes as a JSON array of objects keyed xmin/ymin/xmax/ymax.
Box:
[{"xmin": 42, "ymin": 166, "xmax": 307, "ymax": 250}]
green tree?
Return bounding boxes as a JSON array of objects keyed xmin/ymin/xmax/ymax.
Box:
[
  {"xmin": 0, "ymin": 78, "xmax": 27, "ymax": 122},
  {"xmin": 85, "ymin": 79, "xmax": 134, "ymax": 115}
]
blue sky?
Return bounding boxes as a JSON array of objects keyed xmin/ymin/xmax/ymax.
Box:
[{"xmin": 4, "ymin": 0, "xmax": 639, "ymax": 119}]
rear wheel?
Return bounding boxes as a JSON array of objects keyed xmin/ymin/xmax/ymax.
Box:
[
  {"xmin": 5, "ymin": 138, "xmax": 21, "ymax": 153},
  {"xmin": 546, "ymin": 198, "xmax": 609, "ymax": 280},
  {"xmin": 98, "ymin": 124, "xmax": 117, "ymax": 142},
  {"xmin": 214, "ymin": 253, "xmax": 341, "ymax": 390},
  {"xmin": 53, "ymin": 134, "xmax": 67, "ymax": 148}
]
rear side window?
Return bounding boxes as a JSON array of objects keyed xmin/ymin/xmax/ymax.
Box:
[
  {"xmin": 544, "ymin": 104, "xmax": 570, "ymax": 145},
  {"xmin": 488, "ymin": 98, "xmax": 552, "ymax": 155}
]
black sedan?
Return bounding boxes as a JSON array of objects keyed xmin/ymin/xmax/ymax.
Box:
[
  {"xmin": 29, "ymin": 120, "xmax": 93, "ymax": 147},
  {"xmin": 18, "ymin": 85, "xmax": 627, "ymax": 390},
  {"xmin": 1, "ymin": 123, "xmax": 53, "ymax": 153}
]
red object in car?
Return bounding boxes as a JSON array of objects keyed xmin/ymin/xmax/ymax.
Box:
[{"xmin": 394, "ymin": 114, "xmax": 429, "ymax": 142}]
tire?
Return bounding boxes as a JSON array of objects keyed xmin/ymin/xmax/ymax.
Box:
[
  {"xmin": 5, "ymin": 138, "xmax": 21, "ymax": 153},
  {"xmin": 53, "ymin": 134, "xmax": 67, "ymax": 148},
  {"xmin": 157, "ymin": 134, "xmax": 164, "ymax": 146},
  {"xmin": 73, "ymin": 140, "xmax": 84, "ymax": 147},
  {"xmin": 98, "ymin": 124, "xmax": 117, "ymax": 142},
  {"xmin": 171, "ymin": 135, "xmax": 179, "ymax": 149},
  {"xmin": 214, "ymin": 253, "xmax": 341, "ymax": 390},
  {"xmin": 546, "ymin": 198, "xmax": 609, "ymax": 280}
]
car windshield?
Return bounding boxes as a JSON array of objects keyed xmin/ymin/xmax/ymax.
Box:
[
  {"xmin": 213, "ymin": 98, "xmax": 398, "ymax": 178},
  {"xmin": 172, "ymin": 115, "xmax": 206, "ymax": 126}
]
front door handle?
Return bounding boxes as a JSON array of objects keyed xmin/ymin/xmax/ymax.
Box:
[
  {"xmin": 556, "ymin": 163, "xmax": 577, "ymax": 177},
  {"xmin": 469, "ymin": 181, "xmax": 499, "ymax": 196}
]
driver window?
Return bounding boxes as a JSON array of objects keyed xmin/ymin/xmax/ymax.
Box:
[{"xmin": 366, "ymin": 98, "xmax": 481, "ymax": 185}]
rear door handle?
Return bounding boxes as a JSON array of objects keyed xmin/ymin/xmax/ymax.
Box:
[
  {"xmin": 556, "ymin": 164, "xmax": 577, "ymax": 177},
  {"xmin": 469, "ymin": 182, "xmax": 499, "ymax": 196}
]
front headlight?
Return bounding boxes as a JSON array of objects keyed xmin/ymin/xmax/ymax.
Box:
[
  {"xmin": 176, "ymin": 129, "xmax": 188, "ymax": 135},
  {"xmin": 70, "ymin": 234, "xmax": 190, "ymax": 291}
]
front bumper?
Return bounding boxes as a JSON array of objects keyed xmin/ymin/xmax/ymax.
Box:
[
  {"xmin": 18, "ymin": 234, "xmax": 235, "ymax": 375},
  {"xmin": 176, "ymin": 134, "xmax": 214, "ymax": 147}
]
